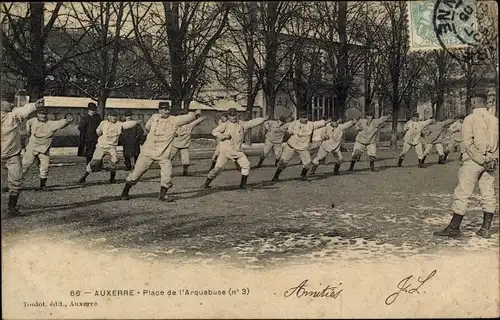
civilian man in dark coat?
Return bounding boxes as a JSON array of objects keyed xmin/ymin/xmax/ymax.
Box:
[
  {"xmin": 78, "ymin": 103, "xmax": 102, "ymax": 163},
  {"xmin": 119, "ymin": 110, "xmax": 144, "ymax": 171}
]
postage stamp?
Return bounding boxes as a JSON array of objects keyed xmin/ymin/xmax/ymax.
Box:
[{"xmin": 407, "ymin": 0, "xmax": 478, "ymax": 52}]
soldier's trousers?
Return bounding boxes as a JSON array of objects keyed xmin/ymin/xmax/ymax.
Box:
[
  {"xmin": 126, "ymin": 153, "xmax": 173, "ymax": 188},
  {"xmin": 309, "ymin": 141, "xmax": 322, "ymax": 155},
  {"xmin": 262, "ymin": 139, "xmax": 283, "ymax": 159},
  {"xmin": 212, "ymin": 144, "xmax": 220, "ymax": 161},
  {"xmin": 170, "ymin": 147, "xmax": 190, "ymax": 165},
  {"xmin": 451, "ymin": 159, "xmax": 496, "ymax": 215},
  {"xmin": 399, "ymin": 142, "xmax": 425, "ymax": 159},
  {"xmin": 312, "ymin": 146, "xmax": 343, "ymax": 165},
  {"xmin": 208, "ymin": 150, "xmax": 251, "ymax": 178},
  {"xmin": 424, "ymin": 143, "xmax": 444, "ymax": 156},
  {"xmin": 22, "ymin": 149, "xmax": 50, "ymax": 179},
  {"xmin": 445, "ymin": 140, "xmax": 461, "ymax": 153},
  {"xmin": 86, "ymin": 146, "xmax": 118, "ymax": 172},
  {"xmin": 351, "ymin": 141, "xmax": 377, "ymax": 160},
  {"xmin": 2, "ymin": 154, "xmax": 23, "ymax": 196},
  {"xmin": 280, "ymin": 143, "xmax": 312, "ymax": 168}
]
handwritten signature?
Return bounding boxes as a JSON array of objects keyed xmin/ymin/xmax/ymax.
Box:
[
  {"xmin": 385, "ymin": 270, "xmax": 437, "ymax": 305},
  {"xmin": 284, "ymin": 279, "xmax": 343, "ymax": 299}
]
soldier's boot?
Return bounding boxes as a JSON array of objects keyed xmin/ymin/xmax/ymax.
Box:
[
  {"xmin": 333, "ymin": 163, "xmax": 341, "ymax": 176},
  {"xmin": 109, "ymin": 171, "xmax": 117, "ymax": 184},
  {"xmin": 274, "ymin": 158, "xmax": 280, "ymax": 167},
  {"xmin": 120, "ymin": 183, "xmax": 133, "ymax": 200},
  {"xmin": 255, "ymin": 155, "xmax": 265, "ymax": 168},
  {"xmin": 234, "ymin": 161, "xmax": 242, "ymax": 171},
  {"xmin": 476, "ymin": 212, "xmax": 494, "ymax": 238},
  {"xmin": 36, "ymin": 178, "xmax": 47, "ymax": 191},
  {"xmin": 271, "ymin": 168, "xmax": 283, "ymax": 181},
  {"xmin": 438, "ymin": 155, "xmax": 446, "ymax": 164},
  {"xmin": 239, "ymin": 175, "xmax": 249, "ymax": 190},
  {"xmin": 182, "ymin": 165, "xmax": 189, "ymax": 176},
  {"xmin": 158, "ymin": 186, "xmax": 173, "ymax": 202},
  {"xmin": 443, "ymin": 151, "xmax": 450, "ymax": 162},
  {"xmin": 369, "ymin": 159, "xmax": 378, "ymax": 172},
  {"xmin": 348, "ymin": 160, "xmax": 356, "ymax": 171},
  {"xmin": 310, "ymin": 164, "xmax": 319, "ymax": 175},
  {"xmin": 203, "ymin": 177, "xmax": 214, "ymax": 189},
  {"xmin": 300, "ymin": 167, "xmax": 310, "ymax": 181},
  {"xmin": 7, "ymin": 194, "xmax": 20, "ymax": 215},
  {"xmin": 433, "ymin": 213, "xmax": 463, "ymax": 237},
  {"xmin": 418, "ymin": 158, "xmax": 427, "ymax": 168},
  {"xmin": 209, "ymin": 160, "xmax": 217, "ymax": 171},
  {"xmin": 78, "ymin": 171, "xmax": 90, "ymax": 183},
  {"xmin": 397, "ymin": 156, "xmax": 404, "ymax": 167}
]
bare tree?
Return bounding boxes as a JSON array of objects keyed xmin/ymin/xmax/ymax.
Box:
[{"xmin": 129, "ymin": 2, "xmax": 233, "ymax": 110}]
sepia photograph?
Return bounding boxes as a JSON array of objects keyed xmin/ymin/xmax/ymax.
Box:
[{"xmin": 1, "ymin": 0, "xmax": 499, "ymax": 318}]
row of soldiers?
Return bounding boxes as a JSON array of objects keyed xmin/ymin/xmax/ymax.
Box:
[{"xmin": 1, "ymin": 91, "xmax": 498, "ymax": 238}]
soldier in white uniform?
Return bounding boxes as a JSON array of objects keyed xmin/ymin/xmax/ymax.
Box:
[
  {"xmin": 434, "ymin": 91, "xmax": 498, "ymax": 238},
  {"xmin": 443, "ymin": 115, "xmax": 465, "ymax": 162},
  {"xmin": 397, "ymin": 113, "xmax": 434, "ymax": 168},
  {"xmin": 348, "ymin": 113, "xmax": 390, "ymax": 172},
  {"xmin": 78, "ymin": 110, "xmax": 141, "ymax": 184},
  {"xmin": 170, "ymin": 113, "xmax": 207, "ymax": 176},
  {"xmin": 203, "ymin": 108, "xmax": 268, "ymax": 189},
  {"xmin": 421, "ymin": 118, "xmax": 455, "ymax": 165},
  {"xmin": 208, "ymin": 114, "xmax": 240, "ymax": 172},
  {"xmin": 310, "ymin": 118, "xmax": 356, "ymax": 175},
  {"xmin": 1, "ymin": 98, "xmax": 43, "ymax": 215},
  {"xmin": 121, "ymin": 103, "xmax": 201, "ymax": 201},
  {"xmin": 22, "ymin": 108, "xmax": 73, "ymax": 190},
  {"xmin": 255, "ymin": 116, "xmax": 289, "ymax": 168},
  {"xmin": 271, "ymin": 111, "xmax": 327, "ymax": 181},
  {"xmin": 309, "ymin": 117, "xmax": 329, "ymax": 155}
]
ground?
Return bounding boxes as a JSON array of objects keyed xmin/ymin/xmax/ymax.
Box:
[{"xmin": 1, "ymin": 149, "xmax": 499, "ymax": 269}]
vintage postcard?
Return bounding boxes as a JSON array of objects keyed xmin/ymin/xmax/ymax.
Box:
[{"xmin": 1, "ymin": 1, "xmax": 499, "ymax": 319}]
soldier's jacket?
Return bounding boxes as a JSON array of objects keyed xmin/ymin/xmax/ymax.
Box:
[
  {"xmin": 311, "ymin": 126, "xmax": 328, "ymax": 142},
  {"xmin": 142, "ymin": 113, "xmax": 197, "ymax": 158},
  {"xmin": 423, "ymin": 119, "xmax": 455, "ymax": 144},
  {"xmin": 287, "ymin": 120, "xmax": 326, "ymax": 151},
  {"xmin": 212, "ymin": 118, "xmax": 266, "ymax": 153},
  {"xmin": 1, "ymin": 103, "xmax": 37, "ymax": 159},
  {"xmin": 461, "ymin": 108, "xmax": 499, "ymax": 165},
  {"xmin": 25, "ymin": 118, "xmax": 71, "ymax": 154},
  {"xmin": 321, "ymin": 120, "xmax": 356, "ymax": 152},
  {"xmin": 355, "ymin": 116, "xmax": 390, "ymax": 144},
  {"xmin": 172, "ymin": 116, "xmax": 206, "ymax": 149},
  {"xmin": 264, "ymin": 120, "xmax": 289, "ymax": 144},
  {"xmin": 447, "ymin": 120, "xmax": 463, "ymax": 142},
  {"xmin": 96, "ymin": 120, "xmax": 138, "ymax": 149},
  {"xmin": 403, "ymin": 119, "xmax": 433, "ymax": 145}
]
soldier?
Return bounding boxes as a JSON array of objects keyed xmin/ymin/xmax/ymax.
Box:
[
  {"xmin": 443, "ymin": 115, "xmax": 465, "ymax": 162},
  {"xmin": 255, "ymin": 116, "xmax": 289, "ymax": 168},
  {"xmin": 202, "ymin": 108, "xmax": 268, "ymax": 189},
  {"xmin": 78, "ymin": 103, "xmax": 102, "ymax": 164},
  {"xmin": 310, "ymin": 118, "xmax": 357, "ymax": 176},
  {"xmin": 78, "ymin": 110, "xmax": 141, "ymax": 184},
  {"xmin": 120, "ymin": 103, "xmax": 201, "ymax": 201},
  {"xmin": 309, "ymin": 116, "xmax": 328, "ymax": 155},
  {"xmin": 397, "ymin": 113, "xmax": 435, "ymax": 168},
  {"xmin": 421, "ymin": 118, "xmax": 455, "ymax": 165},
  {"xmin": 1, "ymin": 98, "xmax": 44, "ymax": 215},
  {"xmin": 22, "ymin": 108, "xmax": 74, "ymax": 190},
  {"xmin": 170, "ymin": 112, "xmax": 207, "ymax": 176},
  {"xmin": 348, "ymin": 113, "xmax": 390, "ymax": 172},
  {"xmin": 208, "ymin": 113, "xmax": 242, "ymax": 172},
  {"xmin": 271, "ymin": 111, "xmax": 327, "ymax": 181},
  {"xmin": 434, "ymin": 91, "xmax": 498, "ymax": 238},
  {"xmin": 120, "ymin": 110, "xmax": 145, "ymax": 171}
]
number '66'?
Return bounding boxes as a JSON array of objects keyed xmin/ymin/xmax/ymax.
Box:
[{"xmin": 70, "ymin": 290, "xmax": 81, "ymax": 296}]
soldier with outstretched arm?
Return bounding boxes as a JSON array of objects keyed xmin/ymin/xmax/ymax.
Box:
[
  {"xmin": 1, "ymin": 98, "xmax": 44, "ymax": 215},
  {"xmin": 121, "ymin": 103, "xmax": 202, "ymax": 201},
  {"xmin": 443, "ymin": 115, "xmax": 465, "ymax": 162},
  {"xmin": 421, "ymin": 118, "xmax": 455, "ymax": 165},
  {"xmin": 22, "ymin": 108, "xmax": 74, "ymax": 190},
  {"xmin": 397, "ymin": 113, "xmax": 435, "ymax": 168},
  {"xmin": 255, "ymin": 116, "xmax": 289, "ymax": 168}
]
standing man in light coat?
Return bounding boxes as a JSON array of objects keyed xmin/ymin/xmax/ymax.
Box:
[
  {"xmin": 397, "ymin": 113, "xmax": 435, "ymax": 168},
  {"xmin": 310, "ymin": 118, "xmax": 356, "ymax": 176},
  {"xmin": 1, "ymin": 98, "xmax": 44, "ymax": 215},
  {"xmin": 22, "ymin": 108, "xmax": 73, "ymax": 190},
  {"xmin": 170, "ymin": 113, "xmax": 207, "ymax": 176},
  {"xmin": 271, "ymin": 110, "xmax": 327, "ymax": 181},
  {"xmin": 434, "ymin": 91, "xmax": 498, "ymax": 238},
  {"xmin": 443, "ymin": 115, "xmax": 465, "ymax": 162},
  {"xmin": 421, "ymin": 118, "xmax": 455, "ymax": 165},
  {"xmin": 202, "ymin": 108, "xmax": 268, "ymax": 189},
  {"xmin": 121, "ymin": 103, "xmax": 201, "ymax": 201},
  {"xmin": 255, "ymin": 116, "xmax": 289, "ymax": 168},
  {"xmin": 348, "ymin": 113, "xmax": 390, "ymax": 172},
  {"xmin": 78, "ymin": 110, "xmax": 141, "ymax": 184}
]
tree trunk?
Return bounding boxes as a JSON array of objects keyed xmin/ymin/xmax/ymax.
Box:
[
  {"xmin": 391, "ymin": 100, "xmax": 399, "ymax": 150},
  {"xmin": 336, "ymin": 1, "xmax": 348, "ymax": 121},
  {"xmin": 98, "ymin": 94, "xmax": 108, "ymax": 118},
  {"xmin": 26, "ymin": 77, "xmax": 45, "ymax": 102},
  {"xmin": 28, "ymin": 3, "xmax": 46, "ymax": 101},
  {"xmin": 245, "ymin": 1, "xmax": 257, "ymax": 145}
]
